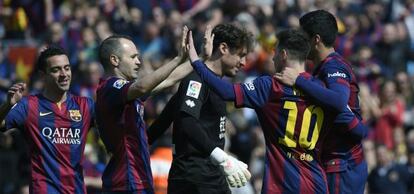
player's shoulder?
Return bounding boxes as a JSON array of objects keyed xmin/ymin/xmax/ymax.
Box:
[
  {"xmin": 69, "ymin": 93, "xmax": 94, "ymax": 105},
  {"xmin": 179, "ymin": 72, "xmax": 205, "ymax": 99},
  {"xmin": 324, "ymin": 53, "xmax": 352, "ymax": 69},
  {"xmin": 180, "ymin": 72, "xmax": 204, "ymax": 90},
  {"xmin": 183, "ymin": 71, "xmax": 203, "ymax": 83},
  {"xmin": 98, "ymin": 76, "xmax": 129, "ymax": 91},
  {"xmin": 13, "ymin": 95, "xmax": 31, "ymax": 107}
]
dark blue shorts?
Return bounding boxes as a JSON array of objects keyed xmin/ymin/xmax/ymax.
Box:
[{"xmin": 327, "ymin": 161, "xmax": 368, "ymax": 194}]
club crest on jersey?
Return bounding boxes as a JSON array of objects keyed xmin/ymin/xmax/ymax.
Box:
[
  {"xmin": 113, "ymin": 79, "xmax": 128, "ymax": 89},
  {"xmin": 69, "ymin": 110, "xmax": 82, "ymax": 122},
  {"xmin": 186, "ymin": 80, "xmax": 202, "ymax": 99}
]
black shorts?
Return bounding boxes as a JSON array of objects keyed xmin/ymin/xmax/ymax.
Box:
[{"xmin": 167, "ymin": 180, "xmax": 230, "ymax": 194}]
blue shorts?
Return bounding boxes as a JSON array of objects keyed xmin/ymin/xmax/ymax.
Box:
[{"xmin": 327, "ymin": 161, "xmax": 367, "ymax": 194}]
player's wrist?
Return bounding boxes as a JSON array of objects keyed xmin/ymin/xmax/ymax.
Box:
[
  {"xmin": 3, "ymin": 101, "xmax": 13, "ymax": 110},
  {"xmin": 210, "ymin": 147, "xmax": 228, "ymax": 164}
]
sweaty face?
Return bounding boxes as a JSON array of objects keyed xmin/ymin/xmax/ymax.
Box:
[
  {"xmin": 44, "ymin": 55, "xmax": 72, "ymax": 92},
  {"xmin": 117, "ymin": 39, "xmax": 141, "ymax": 80},
  {"xmin": 222, "ymin": 47, "xmax": 247, "ymax": 77}
]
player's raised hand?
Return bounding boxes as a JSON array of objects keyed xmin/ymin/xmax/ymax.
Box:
[
  {"xmin": 274, "ymin": 66, "xmax": 301, "ymax": 86},
  {"xmin": 7, "ymin": 83, "xmax": 26, "ymax": 106},
  {"xmin": 187, "ymin": 30, "xmax": 200, "ymax": 63},
  {"xmin": 201, "ymin": 24, "xmax": 215, "ymax": 60},
  {"xmin": 178, "ymin": 25, "xmax": 189, "ymax": 63}
]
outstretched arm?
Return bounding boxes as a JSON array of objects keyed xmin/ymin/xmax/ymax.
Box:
[
  {"xmin": 275, "ymin": 66, "xmax": 350, "ymax": 112},
  {"xmin": 151, "ymin": 25, "xmax": 215, "ymax": 94},
  {"xmin": 127, "ymin": 26, "xmax": 189, "ymax": 100},
  {"xmin": 147, "ymin": 95, "xmax": 178, "ymax": 145},
  {"xmin": 0, "ymin": 83, "xmax": 26, "ymax": 128},
  {"xmin": 187, "ymin": 30, "xmax": 236, "ymax": 100}
]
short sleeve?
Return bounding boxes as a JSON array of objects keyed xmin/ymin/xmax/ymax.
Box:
[
  {"xmin": 103, "ymin": 77, "xmax": 133, "ymax": 106},
  {"xmin": 177, "ymin": 77, "xmax": 207, "ymax": 119}
]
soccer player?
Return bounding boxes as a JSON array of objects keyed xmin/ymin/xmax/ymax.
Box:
[
  {"xmin": 148, "ymin": 24, "xmax": 253, "ymax": 194},
  {"xmin": 188, "ymin": 28, "xmax": 367, "ymax": 193},
  {"xmin": 275, "ymin": 10, "xmax": 368, "ymax": 194},
  {"xmin": 95, "ymin": 26, "xmax": 197, "ymax": 194},
  {"xmin": 0, "ymin": 46, "xmax": 95, "ymax": 194}
]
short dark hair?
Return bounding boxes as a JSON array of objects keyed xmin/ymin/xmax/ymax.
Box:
[
  {"xmin": 276, "ymin": 29, "xmax": 310, "ymax": 62},
  {"xmin": 36, "ymin": 45, "xmax": 68, "ymax": 72},
  {"xmin": 212, "ymin": 24, "xmax": 253, "ymax": 54},
  {"xmin": 299, "ymin": 10, "xmax": 338, "ymax": 47},
  {"xmin": 98, "ymin": 34, "xmax": 133, "ymax": 70}
]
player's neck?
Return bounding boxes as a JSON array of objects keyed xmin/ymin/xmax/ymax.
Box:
[
  {"xmin": 287, "ymin": 60, "xmax": 305, "ymax": 73},
  {"xmin": 42, "ymin": 89, "xmax": 67, "ymax": 104},
  {"xmin": 316, "ymin": 47, "xmax": 335, "ymax": 64},
  {"xmin": 112, "ymin": 69, "xmax": 129, "ymax": 80},
  {"xmin": 205, "ymin": 59, "xmax": 223, "ymax": 77}
]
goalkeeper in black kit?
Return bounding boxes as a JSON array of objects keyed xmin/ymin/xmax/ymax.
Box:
[{"xmin": 148, "ymin": 24, "xmax": 253, "ymax": 194}]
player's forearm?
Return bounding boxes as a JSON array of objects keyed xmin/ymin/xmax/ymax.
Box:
[
  {"xmin": 151, "ymin": 61, "xmax": 192, "ymax": 94},
  {"xmin": 0, "ymin": 102, "xmax": 12, "ymax": 127},
  {"xmin": 128, "ymin": 57, "xmax": 182, "ymax": 100},
  {"xmin": 191, "ymin": 60, "xmax": 235, "ymax": 100},
  {"xmin": 347, "ymin": 120, "xmax": 368, "ymax": 140},
  {"xmin": 295, "ymin": 75, "xmax": 349, "ymax": 112},
  {"xmin": 148, "ymin": 96, "xmax": 177, "ymax": 145},
  {"xmin": 180, "ymin": 113, "xmax": 216, "ymax": 155}
]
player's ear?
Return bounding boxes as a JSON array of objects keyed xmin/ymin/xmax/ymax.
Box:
[
  {"xmin": 280, "ymin": 49, "xmax": 288, "ymax": 60},
  {"xmin": 219, "ymin": 42, "xmax": 229, "ymax": 55},
  {"xmin": 110, "ymin": 54, "xmax": 119, "ymax": 67},
  {"xmin": 314, "ymin": 34, "xmax": 321, "ymax": 48}
]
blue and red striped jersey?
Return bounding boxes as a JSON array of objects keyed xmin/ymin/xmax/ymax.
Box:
[
  {"xmin": 313, "ymin": 52, "xmax": 364, "ymax": 172},
  {"xmin": 234, "ymin": 75, "xmax": 330, "ymax": 194},
  {"xmin": 96, "ymin": 77, "xmax": 153, "ymax": 192},
  {"xmin": 5, "ymin": 93, "xmax": 94, "ymax": 194}
]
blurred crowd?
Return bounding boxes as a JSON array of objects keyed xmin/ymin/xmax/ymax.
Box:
[{"xmin": 0, "ymin": 0, "xmax": 414, "ymax": 194}]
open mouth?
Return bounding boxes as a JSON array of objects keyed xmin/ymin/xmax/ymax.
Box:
[{"xmin": 59, "ymin": 79, "xmax": 70, "ymax": 86}]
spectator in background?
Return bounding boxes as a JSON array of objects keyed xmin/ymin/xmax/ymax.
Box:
[
  {"xmin": 374, "ymin": 23, "xmax": 410, "ymax": 76},
  {"xmin": 71, "ymin": 61, "xmax": 104, "ymax": 100},
  {"xmin": 0, "ymin": 45, "xmax": 15, "ymax": 103},
  {"xmin": 351, "ymin": 46, "xmax": 382, "ymax": 93},
  {"xmin": 374, "ymin": 80, "xmax": 405, "ymax": 149},
  {"xmin": 395, "ymin": 71, "xmax": 414, "ymax": 109},
  {"xmin": 368, "ymin": 144, "xmax": 413, "ymax": 194}
]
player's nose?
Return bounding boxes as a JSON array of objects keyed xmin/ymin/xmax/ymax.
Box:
[{"xmin": 240, "ymin": 57, "xmax": 246, "ymax": 67}]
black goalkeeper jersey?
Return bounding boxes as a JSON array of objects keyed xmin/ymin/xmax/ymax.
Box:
[{"xmin": 168, "ymin": 71, "xmax": 227, "ymax": 186}]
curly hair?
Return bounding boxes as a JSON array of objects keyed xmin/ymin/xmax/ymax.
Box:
[{"xmin": 212, "ymin": 24, "xmax": 254, "ymax": 54}]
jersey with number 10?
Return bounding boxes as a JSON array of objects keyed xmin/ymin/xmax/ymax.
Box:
[{"xmin": 234, "ymin": 74, "xmax": 332, "ymax": 194}]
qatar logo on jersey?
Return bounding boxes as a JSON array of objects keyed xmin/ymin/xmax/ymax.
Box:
[
  {"xmin": 186, "ymin": 80, "xmax": 202, "ymax": 99},
  {"xmin": 42, "ymin": 127, "xmax": 81, "ymax": 144},
  {"xmin": 69, "ymin": 110, "xmax": 82, "ymax": 122}
]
